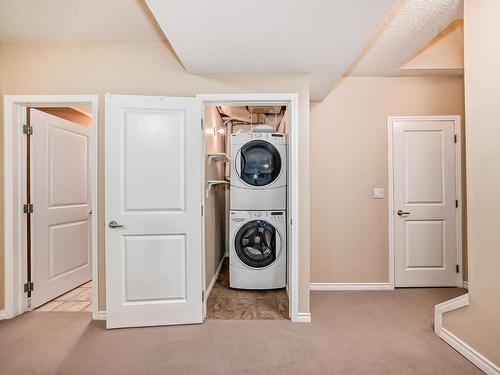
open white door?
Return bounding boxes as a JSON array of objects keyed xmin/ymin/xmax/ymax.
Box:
[
  {"xmin": 392, "ymin": 118, "xmax": 459, "ymax": 287},
  {"xmin": 105, "ymin": 95, "xmax": 203, "ymax": 328},
  {"xmin": 31, "ymin": 109, "xmax": 92, "ymax": 308}
]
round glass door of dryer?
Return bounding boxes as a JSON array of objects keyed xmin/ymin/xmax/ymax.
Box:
[
  {"xmin": 234, "ymin": 220, "xmax": 279, "ymax": 268},
  {"xmin": 239, "ymin": 140, "xmax": 282, "ymax": 186}
]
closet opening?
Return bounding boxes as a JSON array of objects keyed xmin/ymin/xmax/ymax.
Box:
[{"xmin": 203, "ymin": 103, "xmax": 291, "ymax": 320}]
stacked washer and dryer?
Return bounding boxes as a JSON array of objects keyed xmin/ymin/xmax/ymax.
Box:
[{"xmin": 229, "ymin": 130, "xmax": 287, "ymax": 289}]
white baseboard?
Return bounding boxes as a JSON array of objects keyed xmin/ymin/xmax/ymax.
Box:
[
  {"xmin": 206, "ymin": 256, "xmax": 225, "ymax": 299},
  {"xmin": 0, "ymin": 310, "xmax": 6, "ymax": 320},
  {"xmin": 93, "ymin": 310, "xmax": 107, "ymax": 320},
  {"xmin": 434, "ymin": 294, "xmax": 469, "ymax": 335},
  {"xmin": 293, "ymin": 312, "xmax": 311, "ymax": 323},
  {"xmin": 435, "ymin": 293, "xmax": 500, "ymax": 374},
  {"xmin": 310, "ymin": 282, "xmax": 393, "ymax": 291},
  {"xmin": 440, "ymin": 328, "xmax": 500, "ymax": 374},
  {"xmin": 463, "ymin": 281, "xmax": 469, "ymax": 290}
]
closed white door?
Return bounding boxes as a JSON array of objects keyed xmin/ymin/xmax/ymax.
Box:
[
  {"xmin": 105, "ymin": 95, "xmax": 203, "ymax": 328},
  {"xmin": 31, "ymin": 109, "xmax": 92, "ymax": 308},
  {"xmin": 392, "ymin": 118, "xmax": 459, "ymax": 287}
]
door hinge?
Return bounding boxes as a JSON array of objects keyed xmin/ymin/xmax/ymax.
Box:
[
  {"xmin": 201, "ymin": 205, "xmax": 204, "ymax": 216},
  {"xmin": 201, "ymin": 118, "xmax": 204, "ymax": 130},
  {"xmin": 454, "ymin": 134, "xmax": 457, "ymax": 143},
  {"xmin": 23, "ymin": 125, "xmax": 33, "ymax": 135},
  {"xmin": 23, "ymin": 203, "xmax": 34, "ymax": 214},
  {"xmin": 455, "ymin": 199, "xmax": 459, "ymax": 208},
  {"xmin": 202, "ymin": 290, "xmax": 205, "ymax": 302},
  {"xmin": 456, "ymin": 264, "xmax": 460, "ymax": 273},
  {"xmin": 24, "ymin": 281, "xmax": 34, "ymax": 293}
]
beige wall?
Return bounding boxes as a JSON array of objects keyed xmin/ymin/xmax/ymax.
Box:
[
  {"xmin": 401, "ymin": 19, "xmax": 463, "ymax": 72},
  {"xmin": 443, "ymin": 0, "xmax": 500, "ymax": 366},
  {"xmin": 204, "ymin": 106, "xmax": 226, "ymax": 289},
  {"xmin": 0, "ymin": 42, "xmax": 310, "ymax": 314},
  {"xmin": 310, "ymin": 76, "xmax": 465, "ymax": 284}
]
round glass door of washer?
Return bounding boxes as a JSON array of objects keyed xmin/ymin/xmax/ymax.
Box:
[{"xmin": 234, "ymin": 220, "xmax": 280, "ymax": 268}]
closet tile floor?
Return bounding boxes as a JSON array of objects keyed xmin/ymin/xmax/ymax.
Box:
[
  {"xmin": 35, "ymin": 281, "xmax": 92, "ymax": 312},
  {"xmin": 207, "ymin": 259, "xmax": 289, "ymax": 320}
]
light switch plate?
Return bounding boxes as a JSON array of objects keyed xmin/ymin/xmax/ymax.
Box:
[{"xmin": 373, "ymin": 187, "xmax": 384, "ymax": 199}]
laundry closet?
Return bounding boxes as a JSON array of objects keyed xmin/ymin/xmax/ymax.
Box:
[{"xmin": 204, "ymin": 104, "xmax": 290, "ymax": 320}]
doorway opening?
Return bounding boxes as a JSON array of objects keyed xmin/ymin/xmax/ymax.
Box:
[
  {"xmin": 3, "ymin": 96, "xmax": 99, "ymax": 319},
  {"xmin": 203, "ymin": 102, "xmax": 291, "ymax": 320}
]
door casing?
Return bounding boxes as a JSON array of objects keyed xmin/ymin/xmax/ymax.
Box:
[
  {"xmin": 387, "ymin": 115, "xmax": 463, "ymax": 288},
  {"xmin": 3, "ymin": 95, "xmax": 99, "ymax": 319},
  {"xmin": 198, "ymin": 94, "xmax": 301, "ymax": 323}
]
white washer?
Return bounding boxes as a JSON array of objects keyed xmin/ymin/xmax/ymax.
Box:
[
  {"xmin": 229, "ymin": 210, "xmax": 286, "ymax": 289},
  {"xmin": 230, "ymin": 132, "xmax": 286, "ymax": 210}
]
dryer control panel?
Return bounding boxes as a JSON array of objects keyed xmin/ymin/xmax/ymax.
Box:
[{"xmin": 231, "ymin": 132, "xmax": 287, "ymax": 145}]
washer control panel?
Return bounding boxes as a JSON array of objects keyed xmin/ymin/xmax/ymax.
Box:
[{"xmin": 230, "ymin": 211, "xmax": 286, "ymax": 223}]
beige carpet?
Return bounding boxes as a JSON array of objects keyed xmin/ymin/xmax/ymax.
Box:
[{"xmin": 0, "ymin": 288, "xmax": 482, "ymax": 375}]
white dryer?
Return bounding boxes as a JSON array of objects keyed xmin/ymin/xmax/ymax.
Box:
[
  {"xmin": 229, "ymin": 210, "xmax": 286, "ymax": 289},
  {"xmin": 230, "ymin": 132, "xmax": 286, "ymax": 210}
]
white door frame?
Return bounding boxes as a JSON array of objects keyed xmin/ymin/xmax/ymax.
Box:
[
  {"xmin": 387, "ymin": 115, "xmax": 463, "ymax": 288},
  {"xmin": 197, "ymin": 93, "xmax": 301, "ymax": 323},
  {"xmin": 3, "ymin": 95, "xmax": 99, "ymax": 319}
]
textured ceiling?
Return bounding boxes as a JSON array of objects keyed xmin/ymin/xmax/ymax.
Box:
[
  {"xmin": 0, "ymin": 0, "xmax": 163, "ymax": 43},
  {"xmin": 145, "ymin": 0, "xmax": 396, "ymax": 100},
  {"xmin": 347, "ymin": 0, "xmax": 463, "ymax": 76},
  {"xmin": 0, "ymin": 0, "xmax": 463, "ymax": 99}
]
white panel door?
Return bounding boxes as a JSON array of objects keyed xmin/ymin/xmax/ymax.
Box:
[
  {"xmin": 31, "ymin": 109, "xmax": 92, "ymax": 308},
  {"xmin": 105, "ymin": 94, "xmax": 203, "ymax": 328},
  {"xmin": 393, "ymin": 119, "xmax": 458, "ymax": 287}
]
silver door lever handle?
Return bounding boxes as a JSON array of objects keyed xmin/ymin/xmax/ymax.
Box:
[
  {"xmin": 397, "ymin": 210, "xmax": 410, "ymax": 216},
  {"xmin": 108, "ymin": 220, "xmax": 124, "ymax": 228}
]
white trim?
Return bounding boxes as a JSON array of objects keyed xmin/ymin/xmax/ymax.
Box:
[
  {"xmin": 310, "ymin": 282, "xmax": 393, "ymax": 291},
  {"xmin": 388, "ymin": 118, "xmax": 395, "ymax": 289},
  {"xmin": 203, "ymin": 256, "xmax": 225, "ymax": 318},
  {"xmin": 434, "ymin": 293, "xmax": 469, "ymax": 335},
  {"xmin": 387, "ymin": 115, "xmax": 463, "ymax": 288},
  {"xmin": 94, "ymin": 311, "xmax": 107, "ymax": 321},
  {"xmin": 454, "ymin": 116, "xmax": 464, "ymax": 287},
  {"xmin": 197, "ymin": 93, "xmax": 303, "ymax": 323},
  {"xmin": 3, "ymin": 95, "xmax": 99, "ymax": 320},
  {"xmin": 294, "ymin": 312, "xmax": 311, "ymax": 323},
  {"xmin": 0, "ymin": 310, "xmax": 6, "ymax": 320},
  {"xmin": 439, "ymin": 328, "xmax": 500, "ymax": 375},
  {"xmin": 462, "ymin": 281, "xmax": 468, "ymax": 290},
  {"xmin": 207, "ymin": 256, "xmax": 225, "ymax": 298},
  {"xmin": 435, "ymin": 294, "xmax": 500, "ymax": 375}
]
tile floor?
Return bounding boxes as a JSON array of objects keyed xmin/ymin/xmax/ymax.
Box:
[
  {"xmin": 35, "ymin": 281, "xmax": 92, "ymax": 312},
  {"xmin": 207, "ymin": 259, "xmax": 289, "ymax": 320}
]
